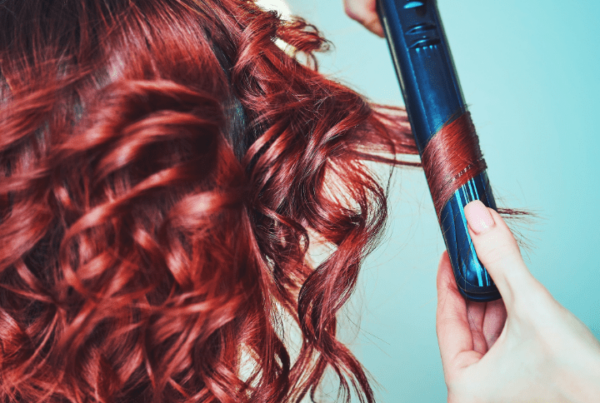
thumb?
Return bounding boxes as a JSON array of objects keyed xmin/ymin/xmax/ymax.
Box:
[
  {"xmin": 464, "ymin": 201, "xmax": 540, "ymax": 308},
  {"xmin": 464, "ymin": 200, "xmax": 543, "ymax": 309}
]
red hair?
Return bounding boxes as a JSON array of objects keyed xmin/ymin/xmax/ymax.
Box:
[
  {"xmin": 421, "ymin": 113, "xmax": 487, "ymax": 217},
  {"xmin": 0, "ymin": 0, "xmax": 418, "ymax": 401}
]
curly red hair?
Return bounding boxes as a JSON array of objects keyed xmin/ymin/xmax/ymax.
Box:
[{"xmin": 0, "ymin": 0, "xmax": 418, "ymax": 401}]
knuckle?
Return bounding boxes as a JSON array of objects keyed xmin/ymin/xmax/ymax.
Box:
[
  {"xmin": 479, "ymin": 240, "xmax": 514, "ymax": 267},
  {"xmin": 513, "ymin": 280, "xmax": 556, "ymax": 317},
  {"xmin": 478, "ymin": 227, "xmax": 521, "ymax": 265}
]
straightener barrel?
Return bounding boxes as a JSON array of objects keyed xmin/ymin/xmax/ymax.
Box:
[{"xmin": 378, "ymin": 0, "xmax": 501, "ymax": 301}]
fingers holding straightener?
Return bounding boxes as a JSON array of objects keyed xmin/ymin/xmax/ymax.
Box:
[{"xmin": 437, "ymin": 201, "xmax": 600, "ymax": 403}]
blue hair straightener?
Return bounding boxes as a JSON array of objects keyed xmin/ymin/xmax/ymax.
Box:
[{"xmin": 377, "ymin": 0, "xmax": 501, "ymax": 302}]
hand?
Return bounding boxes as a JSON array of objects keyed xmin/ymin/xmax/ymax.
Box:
[
  {"xmin": 436, "ymin": 201, "xmax": 600, "ymax": 403},
  {"xmin": 343, "ymin": 0, "xmax": 384, "ymax": 37}
]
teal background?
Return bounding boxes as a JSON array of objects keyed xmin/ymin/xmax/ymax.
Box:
[{"xmin": 283, "ymin": 1, "xmax": 600, "ymax": 402}]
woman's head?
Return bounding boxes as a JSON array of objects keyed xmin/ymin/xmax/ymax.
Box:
[{"xmin": 0, "ymin": 1, "xmax": 416, "ymax": 401}]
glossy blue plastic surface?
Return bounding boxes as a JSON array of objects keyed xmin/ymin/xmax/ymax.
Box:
[{"xmin": 378, "ymin": 0, "xmax": 501, "ymax": 301}]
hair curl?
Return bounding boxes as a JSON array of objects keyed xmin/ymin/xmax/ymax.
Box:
[{"xmin": 0, "ymin": 0, "xmax": 418, "ymax": 401}]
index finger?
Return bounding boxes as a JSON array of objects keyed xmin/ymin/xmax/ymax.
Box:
[{"xmin": 436, "ymin": 252, "xmax": 482, "ymax": 377}]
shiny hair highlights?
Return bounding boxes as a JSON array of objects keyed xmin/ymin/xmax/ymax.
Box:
[{"xmin": 0, "ymin": 0, "xmax": 418, "ymax": 402}]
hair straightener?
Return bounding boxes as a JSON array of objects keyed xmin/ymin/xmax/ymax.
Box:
[{"xmin": 377, "ymin": 0, "xmax": 501, "ymax": 302}]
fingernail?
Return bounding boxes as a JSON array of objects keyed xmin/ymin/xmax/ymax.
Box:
[{"xmin": 464, "ymin": 200, "xmax": 495, "ymax": 235}]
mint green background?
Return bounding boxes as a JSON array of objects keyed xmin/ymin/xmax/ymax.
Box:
[{"xmin": 285, "ymin": 1, "xmax": 600, "ymax": 401}]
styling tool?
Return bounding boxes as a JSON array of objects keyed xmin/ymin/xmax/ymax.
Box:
[{"xmin": 377, "ymin": 0, "xmax": 501, "ymax": 301}]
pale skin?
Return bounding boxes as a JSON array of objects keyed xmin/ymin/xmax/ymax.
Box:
[
  {"xmin": 439, "ymin": 202, "xmax": 600, "ymax": 402},
  {"xmin": 343, "ymin": 1, "xmax": 600, "ymax": 401},
  {"xmin": 343, "ymin": 0, "xmax": 384, "ymax": 37}
]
